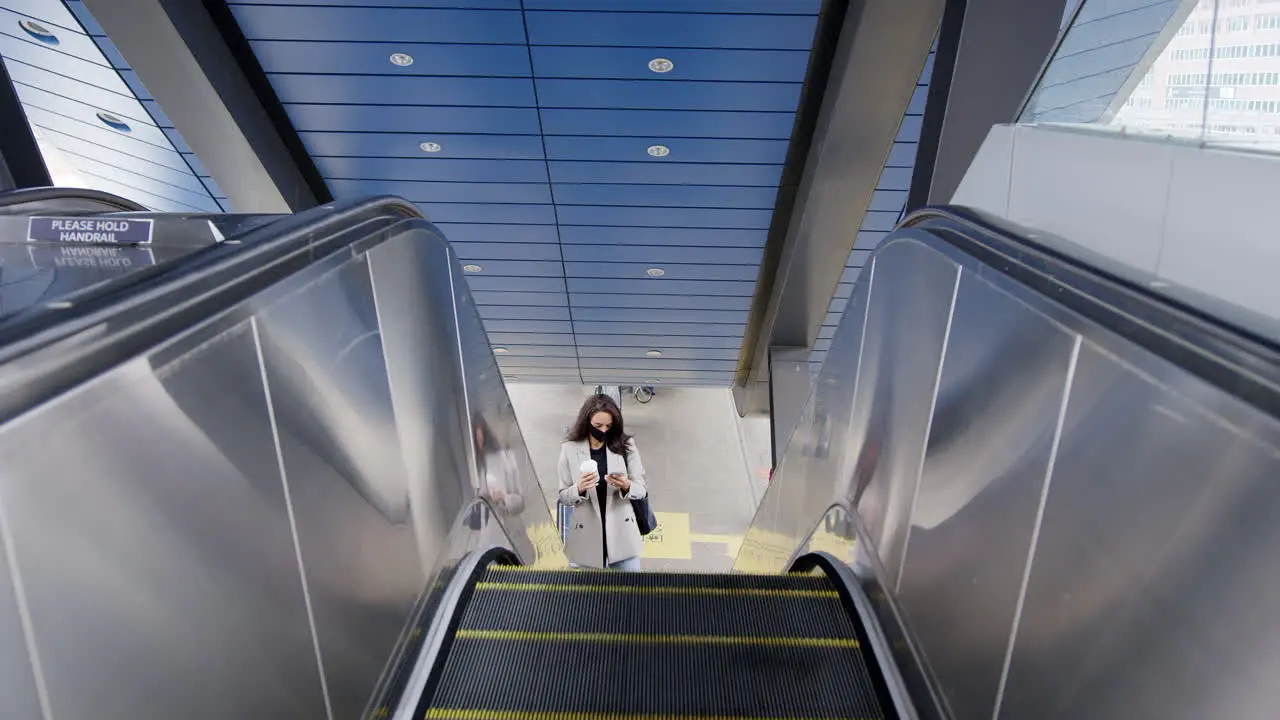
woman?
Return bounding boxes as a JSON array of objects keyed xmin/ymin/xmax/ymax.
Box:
[
  {"xmin": 557, "ymin": 394, "xmax": 648, "ymax": 570},
  {"xmin": 466, "ymin": 414, "xmax": 525, "ymax": 530}
]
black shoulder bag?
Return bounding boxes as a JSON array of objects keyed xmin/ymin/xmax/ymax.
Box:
[{"xmin": 623, "ymin": 453, "xmax": 657, "ymax": 536}]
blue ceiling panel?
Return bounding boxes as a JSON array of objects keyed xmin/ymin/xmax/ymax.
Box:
[
  {"xmin": 183, "ymin": 153, "xmax": 208, "ymax": 176},
  {"xmin": 418, "ymin": 203, "xmax": 555, "ymax": 225},
  {"xmin": 548, "ymin": 161, "xmax": 781, "ymax": 186},
  {"xmin": 298, "ymin": 132, "xmax": 544, "ymax": 160},
  {"xmin": 491, "ymin": 346, "xmax": 578, "ymax": 358},
  {"xmin": 314, "ymin": 157, "xmax": 549, "ymax": 183},
  {"xmin": 557, "ymin": 206, "xmax": 771, "ymax": 229},
  {"xmin": 562, "ymin": 245, "xmax": 762, "ymax": 266},
  {"xmin": 328, "ymin": 180, "xmax": 551, "ymax": 205},
  {"xmin": 523, "ymin": 11, "xmax": 817, "ymax": 50},
  {"xmin": 248, "ymin": 40, "xmax": 531, "ymax": 76},
  {"xmin": 35, "ymin": 127, "xmax": 207, "ymax": 193},
  {"xmin": 453, "ymin": 242, "xmax": 563, "ymax": 261},
  {"xmin": 23, "ymin": 106, "xmax": 189, "ymax": 171},
  {"xmin": 433, "ymin": 223, "xmax": 561, "ymax": 244},
  {"xmin": 574, "ymin": 307, "xmax": 747, "ymax": 325},
  {"xmin": 141, "ymin": 100, "xmax": 172, "ymax": 127},
  {"xmin": 464, "ymin": 260, "xmax": 563, "ymax": 277},
  {"xmin": 578, "ymin": 346, "xmax": 740, "ymax": 361},
  {"xmin": 540, "ymin": 109, "xmax": 796, "ymax": 139},
  {"xmin": 566, "ymin": 262, "xmax": 757, "ymax": 282},
  {"xmin": 53, "ymin": 153, "xmax": 215, "ymax": 211},
  {"xmin": 117, "ymin": 69, "xmax": 150, "ymax": 99},
  {"xmin": 5, "ymin": 58, "xmax": 151, "ymax": 125},
  {"xmin": 570, "ymin": 293, "xmax": 752, "ymax": 311},
  {"xmin": 535, "ymin": 79, "xmax": 801, "ymax": 112},
  {"xmin": 886, "ymin": 142, "xmax": 919, "ymax": 168},
  {"xmin": 524, "ymin": 0, "xmax": 819, "ymax": 12},
  {"xmin": 486, "ymin": 332, "xmax": 576, "ymax": 346},
  {"xmin": 467, "ymin": 276, "xmax": 566, "ymax": 293},
  {"xmin": 90, "ymin": 34, "xmax": 125, "ymax": 67},
  {"xmin": 0, "ymin": 30, "xmax": 124, "ymax": 92},
  {"xmin": 163, "ymin": 127, "xmax": 191, "ymax": 154},
  {"xmin": 1, "ymin": 7, "xmax": 98, "ymax": 56},
  {"xmin": 558, "ymin": 226, "xmax": 765, "ymax": 247},
  {"xmin": 268, "ymin": 75, "xmax": 536, "ymax": 106},
  {"xmin": 580, "ymin": 358, "xmax": 738, "ymax": 372},
  {"xmin": 286, "ymin": 105, "xmax": 541, "ymax": 134},
  {"xmin": 230, "ymin": 0, "xmax": 520, "ymax": 6},
  {"xmin": 530, "ymin": 46, "xmax": 810, "ymax": 82},
  {"xmin": 13, "ymin": 82, "xmax": 168, "ymax": 148},
  {"xmin": 230, "ymin": 0, "xmax": 824, "ymax": 386},
  {"xmin": 869, "ymin": 190, "xmax": 908, "ymax": 213},
  {"xmin": 580, "ymin": 373, "xmax": 737, "ymax": 386},
  {"xmin": 552, "ymin": 183, "xmax": 776, "ymax": 209},
  {"xmin": 483, "ymin": 319, "xmax": 573, "ymax": 334},
  {"xmin": 543, "ymin": 136, "xmax": 788, "ymax": 164},
  {"xmin": 862, "ymin": 211, "xmax": 900, "ymax": 232},
  {"xmin": 493, "ymin": 356, "xmax": 579, "ymax": 369},
  {"xmin": 229, "ymin": 6, "xmax": 525, "ymax": 43},
  {"xmin": 472, "ymin": 291, "xmax": 568, "ymax": 307},
  {"xmin": 575, "ymin": 321, "xmax": 745, "ymax": 337},
  {"xmin": 576, "ymin": 334, "xmax": 743, "ymax": 349},
  {"xmin": 568, "ymin": 279, "xmax": 754, "ymax": 297}
]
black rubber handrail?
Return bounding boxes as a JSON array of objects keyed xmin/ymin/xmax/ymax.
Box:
[
  {"xmin": 0, "ymin": 194, "xmax": 423, "ymax": 424},
  {"xmin": 0, "ymin": 187, "xmax": 149, "ymax": 213},
  {"xmin": 901, "ymin": 205, "xmax": 1280, "ymax": 418}
]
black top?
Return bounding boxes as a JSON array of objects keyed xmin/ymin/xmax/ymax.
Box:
[{"xmin": 590, "ymin": 443, "xmax": 609, "ymax": 562}]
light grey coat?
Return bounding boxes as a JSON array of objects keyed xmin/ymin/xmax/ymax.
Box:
[{"xmin": 557, "ymin": 438, "xmax": 648, "ymax": 568}]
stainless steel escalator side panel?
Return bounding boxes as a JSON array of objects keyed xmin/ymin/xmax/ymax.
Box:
[
  {"xmin": 250, "ymin": 245, "xmax": 425, "ymax": 720},
  {"xmin": 893, "ymin": 268, "xmax": 1080, "ymax": 720},
  {"xmin": 0, "ymin": 508, "xmax": 43, "ymax": 719},
  {"xmin": 0, "ymin": 318, "xmax": 330, "ymax": 720},
  {"xmin": 741, "ymin": 216, "xmax": 1280, "ymax": 719},
  {"xmin": 999, "ymin": 337, "xmax": 1280, "ymax": 720},
  {"xmin": 0, "ymin": 207, "xmax": 562, "ymax": 720}
]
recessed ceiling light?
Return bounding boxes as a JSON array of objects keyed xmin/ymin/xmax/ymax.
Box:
[
  {"xmin": 648, "ymin": 57, "xmax": 674, "ymax": 73},
  {"xmin": 494, "ymin": 346, "xmax": 509, "ymax": 354},
  {"xmin": 462, "ymin": 264, "xmax": 483, "ymax": 273},
  {"xmin": 419, "ymin": 141, "xmax": 442, "ymax": 153},
  {"xmin": 389, "ymin": 52, "xmax": 414, "ymax": 67},
  {"xmin": 96, "ymin": 111, "xmax": 131, "ymax": 133},
  {"xmin": 645, "ymin": 267, "xmax": 665, "ymax": 277},
  {"xmin": 19, "ymin": 19, "xmax": 58, "ymax": 45},
  {"xmin": 645, "ymin": 350, "xmax": 663, "ymax": 358},
  {"xmin": 503, "ymin": 375, "xmax": 519, "ymax": 382},
  {"xmin": 647, "ymin": 144, "xmax": 670, "ymax": 158}
]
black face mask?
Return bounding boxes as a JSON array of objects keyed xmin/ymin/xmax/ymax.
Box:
[{"xmin": 589, "ymin": 426, "xmax": 608, "ymax": 442}]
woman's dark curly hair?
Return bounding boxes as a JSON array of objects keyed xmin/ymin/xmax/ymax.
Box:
[{"xmin": 566, "ymin": 394, "xmax": 632, "ymax": 456}]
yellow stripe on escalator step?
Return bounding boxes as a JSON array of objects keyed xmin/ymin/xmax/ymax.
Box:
[
  {"xmin": 424, "ymin": 710, "xmax": 872, "ymax": 720},
  {"xmin": 474, "ymin": 582, "xmax": 839, "ymax": 599},
  {"xmin": 454, "ymin": 629, "xmax": 858, "ymax": 649}
]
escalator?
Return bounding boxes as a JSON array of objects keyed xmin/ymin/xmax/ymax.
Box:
[
  {"xmin": 0, "ymin": 189, "xmax": 1276, "ymax": 719},
  {"xmin": 410, "ymin": 554, "xmax": 898, "ymax": 720}
]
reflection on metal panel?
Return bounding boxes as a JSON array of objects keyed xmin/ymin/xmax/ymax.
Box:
[
  {"xmin": 851, "ymin": 239, "xmax": 959, "ymax": 590},
  {"xmin": 1001, "ymin": 340, "xmax": 1280, "ymax": 719},
  {"xmin": 896, "ymin": 272, "xmax": 1077, "ymax": 720},
  {"xmin": 252, "ymin": 254, "xmax": 422, "ymax": 719},
  {"xmin": 0, "ymin": 515, "xmax": 42, "ymax": 719},
  {"xmin": 0, "ymin": 322, "xmax": 328, "ymax": 719},
  {"xmin": 739, "ymin": 216, "xmax": 1280, "ymax": 718}
]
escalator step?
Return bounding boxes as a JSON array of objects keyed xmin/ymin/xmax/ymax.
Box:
[
  {"xmin": 464, "ymin": 582, "xmax": 860, "ymax": 638},
  {"xmin": 429, "ymin": 632, "xmax": 882, "ymax": 717},
  {"xmin": 484, "ymin": 566, "xmax": 832, "ymax": 591}
]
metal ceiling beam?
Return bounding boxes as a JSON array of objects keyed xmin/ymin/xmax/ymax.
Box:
[
  {"xmin": 917, "ymin": 0, "xmax": 1068, "ymax": 206},
  {"xmin": 81, "ymin": 0, "xmax": 321, "ymax": 213},
  {"xmin": 735, "ymin": 0, "xmax": 946, "ymax": 415}
]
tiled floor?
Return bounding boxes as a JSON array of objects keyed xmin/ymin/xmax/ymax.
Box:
[{"xmin": 507, "ymin": 383, "xmax": 773, "ymax": 572}]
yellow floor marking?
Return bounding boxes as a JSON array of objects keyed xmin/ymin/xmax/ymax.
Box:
[
  {"xmin": 456, "ymin": 629, "xmax": 858, "ymax": 648},
  {"xmin": 640, "ymin": 511, "xmax": 692, "ymax": 560},
  {"xmin": 425, "ymin": 711, "xmax": 871, "ymax": 720},
  {"xmin": 473, "ymin": 582, "xmax": 839, "ymax": 599}
]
